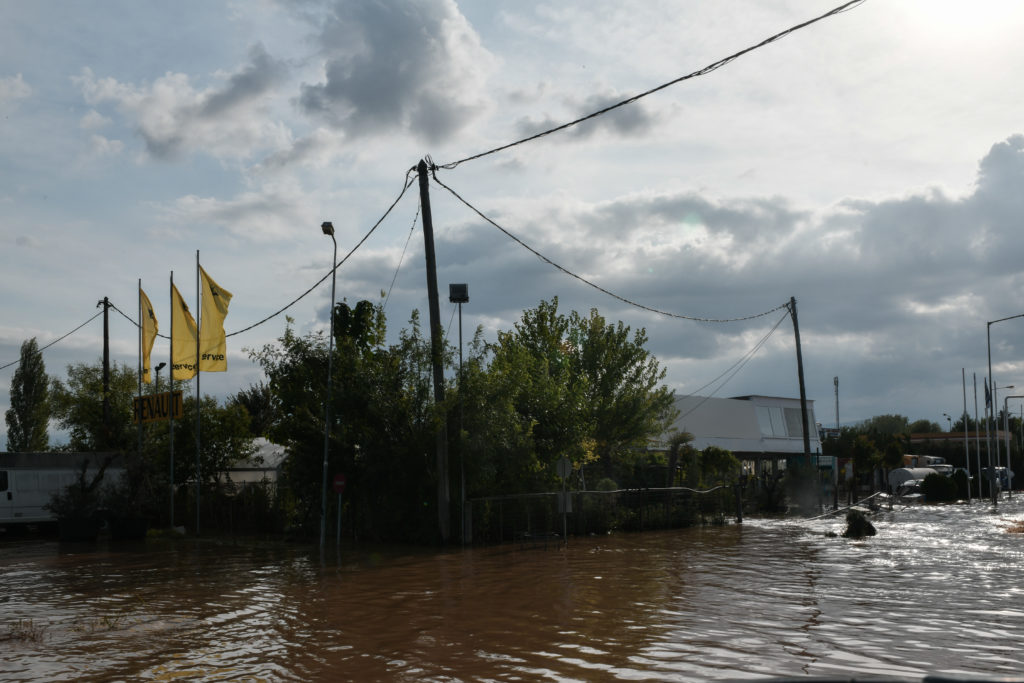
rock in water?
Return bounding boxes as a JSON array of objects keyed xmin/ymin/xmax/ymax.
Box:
[{"xmin": 842, "ymin": 509, "xmax": 876, "ymax": 538}]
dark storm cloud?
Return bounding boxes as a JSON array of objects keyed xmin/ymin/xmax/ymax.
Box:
[
  {"xmin": 298, "ymin": 0, "xmax": 490, "ymax": 143},
  {"xmin": 200, "ymin": 44, "xmax": 288, "ymax": 118}
]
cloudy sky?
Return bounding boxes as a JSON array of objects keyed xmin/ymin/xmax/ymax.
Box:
[{"xmin": 3, "ymin": 0, "xmax": 1024, "ymax": 448}]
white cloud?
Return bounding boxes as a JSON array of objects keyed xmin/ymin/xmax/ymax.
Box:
[
  {"xmin": 89, "ymin": 134, "xmax": 124, "ymax": 158},
  {"xmin": 72, "ymin": 43, "xmax": 290, "ymax": 161},
  {"xmin": 0, "ymin": 73, "xmax": 32, "ymax": 104},
  {"xmin": 161, "ymin": 187, "xmax": 311, "ymax": 242},
  {"xmin": 79, "ymin": 109, "xmax": 111, "ymax": 129},
  {"xmin": 297, "ymin": 0, "xmax": 496, "ymax": 143}
]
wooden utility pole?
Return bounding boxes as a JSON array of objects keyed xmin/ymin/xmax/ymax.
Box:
[
  {"xmin": 789, "ymin": 296, "xmax": 812, "ymax": 463},
  {"xmin": 418, "ymin": 159, "xmax": 451, "ymax": 542},
  {"xmin": 99, "ymin": 296, "xmax": 111, "ymax": 449}
]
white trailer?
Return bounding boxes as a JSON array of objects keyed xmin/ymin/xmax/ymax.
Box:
[{"xmin": 0, "ymin": 453, "xmax": 123, "ymax": 526}]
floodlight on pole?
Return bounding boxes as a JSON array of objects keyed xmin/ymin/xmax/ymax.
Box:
[
  {"xmin": 320, "ymin": 221, "xmax": 337, "ymax": 553},
  {"xmin": 154, "ymin": 362, "xmax": 166, "ymax": 393},
  {"xmin": 449, "ymin": 283, "xmax": 468, "ymax": 543}
]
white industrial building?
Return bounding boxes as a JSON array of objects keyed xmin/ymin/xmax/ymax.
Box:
[{"xmin": 653, "ymin": 395, "xmax": 824, "ymax": 472}]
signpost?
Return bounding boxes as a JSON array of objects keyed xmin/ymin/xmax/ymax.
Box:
[
  {"xmin": 132, "ymin": 390, "xmax": 183, "ymax": 424},
  {"xmin": 333, "ymin": 473, "xmax": 346, "ymax": 546},
  {"xmin": 556, "ymin": 456, "xmax": 571, "ymax": 545}
]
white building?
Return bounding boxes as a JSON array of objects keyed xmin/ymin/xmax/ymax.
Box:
[{"xmin": 654, "ymin": 395, "xmax": 822, "ymax": 467}]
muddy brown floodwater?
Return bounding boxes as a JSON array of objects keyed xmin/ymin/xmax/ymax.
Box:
[{"xmin": 3, "ymin": 498, "xmax": 1024, "ymax": 681}]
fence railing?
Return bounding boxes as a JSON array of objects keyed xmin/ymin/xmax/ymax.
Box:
[{"xmin": 466, "ymin": 485, "xmax": 738, "ymax": 545}]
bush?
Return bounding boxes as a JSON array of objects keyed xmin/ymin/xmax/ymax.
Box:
[{"xmin": 921, "ymin": 473, "xmax": 958, "ymax": 502}]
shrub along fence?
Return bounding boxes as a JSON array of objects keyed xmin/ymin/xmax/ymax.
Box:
[{"xmin": 466, "ymin": 485, "xmax": 739, "ymax": 545}]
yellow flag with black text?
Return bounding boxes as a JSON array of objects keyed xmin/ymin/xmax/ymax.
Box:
[
  {"xmin": 140, "ymin": 287, "xmax": 158, "ymax": 384},
  {"xmin": 199, "ymin": 266, "xmax": 232, "ymax": 372},
  {"xmin": 171, "ymin": 283, "xmax": 197, "ymax": 380}
]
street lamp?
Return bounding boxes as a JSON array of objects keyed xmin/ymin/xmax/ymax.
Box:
[
  {"xmin": 1003, "ymin": 392, "xmax": 1022, "ymax": 499},
  {"xmin": 320, "ymin": 221, "xmax": 337, "ymax": 552},
  {"xmin": 943, "ymin": 413, "xmax": 952, "ymax": 432},
  {"xmin": 154, "ymin": 361, "xmax": 166, "ymax": 394},
  {"xmin": 449, "ymin": 283, "xmax": 469, "ymax": 544},
  {"xmin": 153, "ymin": 360, "xmax": 170, "ymax": 525}
]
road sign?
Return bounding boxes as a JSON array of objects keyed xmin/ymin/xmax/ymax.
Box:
[
  {"xmin": 556, "ymin": 456, "xmax": 572, "ymax": 480},
  {"xmin": 332, "ymin": 473, "xmax": 347, "ymax": 494}
]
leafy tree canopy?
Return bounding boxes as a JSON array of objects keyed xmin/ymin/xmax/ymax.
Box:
[
  {"xmin": 50, "ymin": 360, "xmax": 138, "ymax": 452},
  {"xmin": 5, "ymin": 337, "xmax": 49, "ymax": 451}
]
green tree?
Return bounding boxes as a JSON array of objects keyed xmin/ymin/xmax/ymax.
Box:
[
  {"xmin": 465, "ymin": 298, "xmax": 676, "ymax": 493},
  {"xmin": 50, "ymin": 360, "xmax": 138, "ymax": 452},
  {"xmin": 858, "ymin": 414, "xmax": 910, "ymax": 437},
  {"xmin": 232, "ymin": 382, "xmax": 276, "ymax": 437},
  {"xmin": 5, "ymin": 338, "xmax": 50, "ymax": 451},
  {"xmin": 153, "ymin": 395, "xmax": 257, "ymax": 485},
  {"xmin": 249, "ymin": 304, "xmax": 439, "ymax": 540},
  {"xmin": 567, "ymin": 307, "xmax": 677, "ymax": 476},
  {"xmin": 909, "ymin": 419, "xmax": 941, "ymax": 434},
  {"xmin": 665, "ymin": 431, "xmax": 695, "ymax": 487},
  {"xmin": 479, "ymin": 298, "xmax": 589, "ymax": 491},
  {"xmin": 699, "ymin": 446, "xmax": 741, "ymax": 486}
]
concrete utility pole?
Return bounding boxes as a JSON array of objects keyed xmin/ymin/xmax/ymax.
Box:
[{"xmin": 418, "ymin": 159, "xmax": 450, "ymax": 543}]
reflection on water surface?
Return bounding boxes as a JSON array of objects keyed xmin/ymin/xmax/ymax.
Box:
[{"xmin": 3, "ymin": 498, "xmax": 1024, "ymax": 681}]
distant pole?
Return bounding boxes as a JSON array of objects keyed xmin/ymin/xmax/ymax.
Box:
[
  {"xmin": 833, "ymin": 376, "xmax": 839, "ymax": 509},
  {"xmin": 137, "ymin": 281, "xmax": 144, "ymax": 458},
  {"xmin": 963, "ymin": 368, "xmax": 970, "ymax": 503},
  {"xmin": 974, "ymin": 373, "xmax": 982, "ymax": 502},
  {"xmin": 170, "ymin": 272, "xmax": 175, "ymax": 528},
  {"xmin": 195, "ymin": 250, "xmax": 201, "ymax": 534},
  {"xmin": 833, "ymin": 376, "xmax": 839, "ymax": 430},
  {"xmin": 1003, "ymin": 395, "xmax": 1021, "ymax": 498},
  {"xmin": 418, "ymin": 159, "xmax": 450, "ymax": 543}
]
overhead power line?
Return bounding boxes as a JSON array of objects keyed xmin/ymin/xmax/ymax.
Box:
[
  {"xmin": 435, "ymin": 0, "xmax": 865, "ymax": 171},
  {"xmin": 431, "ymin": 171, "xmax": 787, "ymax": 324},
  {"xmin": 227, "ymin": 168, "xmax": 417, "ymax": 338},
  {"xmin": 674, "ymin": 310, "xmax": 790, "ymax": 421},
  {"xmin": 0, "ymin": 311, "xmax": 104, "ymax": 371},
  {"xmin": 101, "ymin": 168, "xmax": 418, "ymax": 341}
]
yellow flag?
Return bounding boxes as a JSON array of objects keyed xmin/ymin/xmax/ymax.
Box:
[
  {"xmin": 199, "ymin": 266, "xmax": 232, "ymax": 372},
  {"xmin": 171, "ymin": 283, "xmax": 197, "ymax": 380},
  {"xmin": 140, "ymin": 287, "xmax": 158, "ymax": 384}
]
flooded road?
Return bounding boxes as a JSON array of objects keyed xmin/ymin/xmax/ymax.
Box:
[{"xmin": 3, "ymin": 497, "xmax": 1024, "ymax": 681}]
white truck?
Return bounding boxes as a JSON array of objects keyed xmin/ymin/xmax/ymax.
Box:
[{"xmin": 0, "ymin": 452, "xmax": 123, "ymax": 527}]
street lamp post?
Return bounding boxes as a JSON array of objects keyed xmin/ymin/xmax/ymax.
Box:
[
  {"xmin": 995, "ymin": 384, "xmax": 1015, "ymax": 499},
  {"xmin": 1003, "ymin": 394, "xmax": 1022, "ymax": 498},
  {"xmin": 448, "ymin": 283, "xmax": 469, "ymax": 544},
  {"xmin": 943, "ymin": 413, "xmax": 952, "ymax": 432},
  {"xmin": 154, "ymin": 361, "xmax": 166, "ymax": 395},
  {"xmin": 987, "ymin": 313, "xmax": 1024, "ymax": 502},
  {"xmin": 154, "ymin": 361, "xmax": 168, "ymax": 524},
  {"xmin": 320, "ymin": 221, "xmax": 338, "ymax": 553}
]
